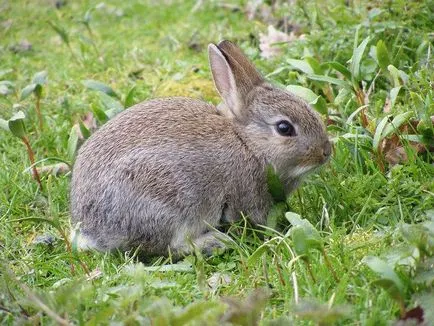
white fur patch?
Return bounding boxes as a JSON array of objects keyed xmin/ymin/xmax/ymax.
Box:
[{"xmin": 70, "ymin": 229, "xmax": 98, "ymax": 251}]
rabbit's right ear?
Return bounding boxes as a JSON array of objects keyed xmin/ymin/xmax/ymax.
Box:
[
  {"xmin": 208, "ymin": 41, "xmax": 264, "ymax": 119},
  {"xmin": 208, "ymin": 44, "xmax": 240, "ymax": 119}
]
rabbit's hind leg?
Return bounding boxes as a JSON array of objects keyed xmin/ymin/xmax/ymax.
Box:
[{"xmin": 171, "ymin": 231, "xmax": 230, "ymax": 257}]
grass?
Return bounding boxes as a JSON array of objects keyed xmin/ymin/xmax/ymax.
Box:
[{"xmin": 1, "ymin": 0, "xmax": 434, "ymax": 325}]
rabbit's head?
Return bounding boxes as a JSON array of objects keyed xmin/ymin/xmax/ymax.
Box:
[{"xmin": 209, "ymin": 40, "xmax": 331, "ymax": 188}]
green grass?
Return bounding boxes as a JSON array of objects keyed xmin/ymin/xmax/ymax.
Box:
[{"xmin": 1, "ymin": 0, "xmax": 434, "ymax": 325}]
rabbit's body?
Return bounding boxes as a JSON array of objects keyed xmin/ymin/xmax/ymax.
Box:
[
  {"xmin": 71, "ymin": 40, "xmax": 331, "ymax": 256},
  {"xmin": 71, "ymin": 97, "xmax": 270, "ymax": 254}
]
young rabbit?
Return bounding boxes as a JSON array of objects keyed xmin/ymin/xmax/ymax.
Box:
[{"xmin": 70, "ymin": 40, "xmax": 331, "ymax": 256}]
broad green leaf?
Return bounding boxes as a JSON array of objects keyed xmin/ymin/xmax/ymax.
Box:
[
  {"xmin": 8, "ymin": 111, "xmax": 26, "ymax": 138},
  {"xmin": 32, "ymin": 70, "xmax": 48, "ymax": 85},
  {"xmin": 384, "ymin": 246, "xmax": 418, "ymax": 269},
  {"xmin": 78, "ymin": 121, "xmax": 91, "ymax": 139},
  {"xmin": 389, "ymin": 86, "xmax": 402, "ymax": 109},
  {"xmin": 34, "ymin": 84, "xmax": 42, "ymax": 98},
  {"xmin": 371, "ymin": 279, "xmax": 404, "ymax": 302},
  {"xmin": 290, "ymin": 226, "xmax": 310, "ymax": 256},
  {"xmin": 82, "ymin": 79, "xmax": 119, "ymax": 98},
  {"xmin": 20, "ymin": 83, "xmax": 37, "ymax": 100},
  {"xmin": 287, "ymin": 85, "xmax": 329, "ymax": 114},
  {"xmin": 286, "ymin": 212, "xmax": 323, "ymax": 253},
  {"xmin": 83, "ymin": 9, "xmax": 92, "ymax": 24},
  {"xmin": 305, "ymin": 57, "xmax": 323, "ymax": 75},
  {"xmin": 363, "ymin": 256, "xmax": 405, "ymax": 297},
  {"xmin": 67, "ymin": 126, "xmax": 79, "ymax": 161},
  {"xmin": 86, "ymin": 307, "xmax": 115, "ymax": 326},
  {"xmin": 266, "ymin": 202, "xmax": 288, "ymax": 230},
  {"xmin": 265, "ymin": 66, "xmax": 288, "ymax": 78},
  {"xmin": 99, "ymin": 92, "xmax": 123, "ymax": 112},
  {"xmin": 376, "ymin": 40, "xmax": 389, "ymax": 70},
  {"xmin": 388, "ymin": 65, "xmax": 400, "ymax": 87},
  {"xmin": 351, "ymin": 36, "xmax": 370, "ymax": 81},
  {"xmin": 248, "ymin": 241, "xmax": 274, "ymax": 265},
  {"xmin": 326, "ymin": 61, "xmax": 352, "ymax": 80},
  {"xmin": 0, "ymin": 80, "xmax": 15, "ymax": 96},
  {"xmin": 410, "ymin": 92, "xmax": 425, "ymax": 111},
  {"xmin": 401, "ymin": 223, "xmax": 434, "ymax": 253},
  {"xmin": 0, "ymin": 80, "xmax": 14, "ymax": 87},
  {"xmin": 124, "ymin": 85, "xmax": 136, "ymax": 108},
  {"xmin": 388, "ymin": 65, "xmax": 409, "ymax": 87},
  {"xmin": 92, "ymin": 105, "xmax": 109, "ymax": 123},
  {"xmin": 416, "ymin": 118, "xmax": 434, "ymax": 143},
  {"xmin": 382, "ymin": 111, "xmax": 413, "ymax": 139},
  {"xmin": 372, "ymin": 115, "xmax": 390, "ymax": 151},
  {"xmin": 286, "ymin": 85, "xmax": 318, "ymax": 102},
  {"xmin": 0, "ymin": 85, "xmax": 11, "ymax": 96},
  {"xmin": 0, "ymin": 118, "xmax": 9, "ymax": 131},
  {"xmin": 172, "ymin": 301, "xmax": 223, "ymax": 326},
  {"xmin": 334, "ymin": 87, "xmax": 351, "ymax": 106},
  {"xmin": 0, "ymin": 68, "xmax": 13, "ymax": 78},
  {"xmin": 311, "ymin": 96, "xmax": 327, "ymax": 115},
  {"xmin": 413, "ymin": 269, "xmax": 434, "ymax": 286},
  {"xmin": 285, "ymin": 212, "xmax": 304, "ymax": 226},
  {"xmin": 105, "ymin": 107, "xmax": 122, "ymax": 119},
  {"xmin": 346, "ymin": 105, "xmax": 369, "ymax": 125},
  {"xmin": 307, "ymin": 74, "xmax": 348, "ymax": 87},
  {"xmin": 286, "ymin": 213, "xmax": 322, "ymax": 242},
  {"xmin": 287, "ymin": 59, "xmax": 314, "ymax": 75},
  {"xmin": 266, "ymin": 165, "xmax": 286, "ymax": 203}
]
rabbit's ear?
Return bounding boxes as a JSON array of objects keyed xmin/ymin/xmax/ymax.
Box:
[
  {"xmin": 217, "ymin": 40, "xmax": 263, "ymax": 87},
  {"xmin": 208, "ymin": 41, "xmax": 263, "ymax": 119}
]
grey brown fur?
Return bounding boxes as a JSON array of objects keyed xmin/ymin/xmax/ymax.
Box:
[{"xmin": 70, "ymin": 40, "xmax": 331, "ymax": 256}]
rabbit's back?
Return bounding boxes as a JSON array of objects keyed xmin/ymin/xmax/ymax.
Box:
[{"xmin": 70, "ymin": 97, "xmax": 268, "ymax": 254}]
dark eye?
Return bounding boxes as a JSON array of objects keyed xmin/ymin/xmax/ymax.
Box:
[{"xmin": 276, "ymin": 120, "xmax": 296, "ymax": 136}]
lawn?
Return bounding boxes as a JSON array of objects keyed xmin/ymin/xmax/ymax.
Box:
[{"xmin": 1, "ymin": 0, "xmax": 433, "ymax": 325}]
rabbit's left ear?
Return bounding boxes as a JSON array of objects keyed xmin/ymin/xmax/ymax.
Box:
[{"xmin": 208, "ymin": 41, "xmax": 263, "ymax": 119}]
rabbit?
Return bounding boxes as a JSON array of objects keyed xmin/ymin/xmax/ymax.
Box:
[{"xmin": 70, "ymin": 40, "xmax": 331, "ymax": 257}]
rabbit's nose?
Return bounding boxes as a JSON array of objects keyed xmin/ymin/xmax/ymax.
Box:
[{"xmin": 322, "ymin": 140, "xmax": 332, "ymax": 158}]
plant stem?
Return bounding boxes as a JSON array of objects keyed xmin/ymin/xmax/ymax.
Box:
[
  {"xmin": 304, "ymin": 259, "xmax": 316, "ymax": 283},
  {"xmin": 60, "ymin": 227, "xmax": 90, "ymax": 276},
  {"xmin": 35, "ymin": 95, "xmax": 43, "ymax": 130},
  {"xmin": 322, "ymin": 248, "xmax": 338, "ymax": 282},
  {"xmin": 3, "ymin": 265, "xmax": 71, "ymax": 326},
  {"xmin": 398, "ymin": 297, "xmax": 406, "ymax": 319},
  {"xmin": 360, "ymin": 107, "xmax": 369, "ymax": 128},
  {"xmin": 274, "ymin": 258, "xmax": 286, "ymax": 286},
  {"xmin": 21, "ymin": 136, "xmax": 43, "ymax": 190}
]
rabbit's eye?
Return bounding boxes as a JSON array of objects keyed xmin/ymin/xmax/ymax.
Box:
[{"xmin": 276, "ymin": 120, "xmax": 296, "ymax": 136}]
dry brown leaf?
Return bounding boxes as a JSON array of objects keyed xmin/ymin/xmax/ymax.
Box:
[
  {"xmin": 245, "ymin": 0, "xmax": 273, "ymax": 22},
  {"xmin": 259, "ymin": 25, "xmax": 300, "ymax": 59},
  {"xmin": 34, "ymin": 163, "xmax": 70, "ymax": 176},
  {"xmin": 383, "ymin": 97, "xmax": 392, "ymax": 113},
  {"xmin": 9, "ymin": 39, "xmax": 32, "ymax": 53},
  {"xmin": 72, "ymin": 112, "xmax": 97, "ymax": 140},
  {"xmin": 207, "ymin": 272, "xmax": 232, "ymax": 291},
  {"xmin": 380, "ymin": 116, "xmax": 434, "ymax": 166},
  {"xmin": 86, "ymin": 268, "xmax": 103, "ymax": 281}
]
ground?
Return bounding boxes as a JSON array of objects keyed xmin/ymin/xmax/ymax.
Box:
[{"xmin": 0, "ymin": 0, "xmax": 433, "ymax": 325}]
